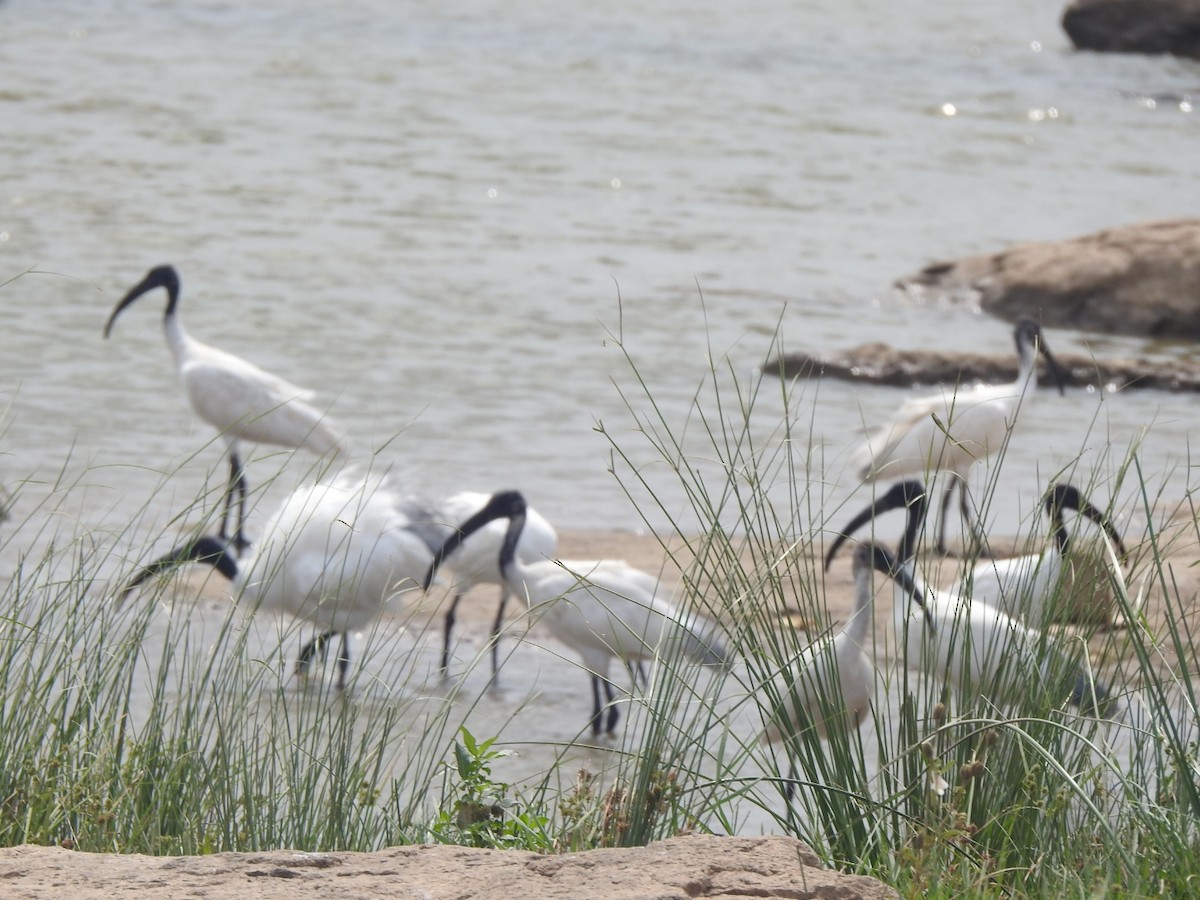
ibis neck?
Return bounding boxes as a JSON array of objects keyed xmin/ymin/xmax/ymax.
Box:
[
  {"xmin": 500, "ymin": 557, "xmax": 533, "ymax": 608},
  {"xmin": 162, "ymin": 307, "xmax": 191, "ymax": 367},
  {"xmin": 1016, "ymin": 338, "xmax": 1038, "ymax": 390},
  {"xmin": 497, "ymin": 512, "xmax": 530, "ymax": 602},
  {"xmin": 898, "ymin": 504, "xmax": 924, "ymax": 565},
  {"xmin": 1050, "ymin": 509, "xmax": 1070, "ymax": 555},
  {"xmin": 847, "ymin": 571, "xmax": 875, "ymax": 643}
]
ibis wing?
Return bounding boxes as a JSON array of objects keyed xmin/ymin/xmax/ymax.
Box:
[
  {"xmin": 852, "ymin": 396, "xmax": 939, "ymax": 480},
  {"xmin": 184, "ymin": 359, "xmax": 343, "ymax": 453}
]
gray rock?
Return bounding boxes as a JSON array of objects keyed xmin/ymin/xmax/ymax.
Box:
[
  {"xmin": 1062, "ymin": 0, "xmax": 1200, "ymax": 58},
  {"xmin": 895, "ymin": 219, "xmax": 1200, "ymax": 339}
]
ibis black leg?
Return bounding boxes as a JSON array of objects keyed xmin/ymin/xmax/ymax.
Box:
[
  {"xmin": 958, "ymin": 478, "xmax": 976, "ymax": 557},
  {"xmin": 590, "ymin": 676, "xmax": 605, "ymax": 736},
  {"xmin": 633, "ymin": 661, "xmax": 647, "ymax": 689},
  {"xmin": 335, "ymin": 633, "xmax": 351, "ymax": 690},
  {"xmin": 785, "ymin": 758, "xmax": 799, "ymax": 802},
  {"xmin": 441, "ymin": 593, "xmax": 463, "ymax": 672},
  {"xmin": 588, "ymin": 677, "xmax": 621, "ymax": 736},
  {"xmin": 218, "ymin": 453, "xmax": 237, "ymax": 542},
  {"xmin": 219, "ymin": 451, "xmax": 250, "ymax": 555},
  {"xmin": 603, "ymin": 679, "xmax": 619, "ymax": 735},
  {"xmin": 936, "ymin": 479, "xmax": 956, "ymax": 556},
  {"xmin": 297, "ymin": 630, "xmax": 334, "ymax": 678},
  {"xmin": 490, "ymin": 588, "xmax": 509, "ymax": 678},
  {"xmin": 232, "ymin": 452, "xmax": 249, "ymax": 555}
]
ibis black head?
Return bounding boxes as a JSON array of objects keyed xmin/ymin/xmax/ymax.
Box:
[
  {"xmin": 854, "ymin": 541, "xmax": 893, "ymax": 577},
  {"xmin": 1015, "ymin": 318, "xmax": 1066, "ymax": 397},
  {"xmin": 853, "ymin": 542, "xmax": 904, "ymax": 583},
  {"xmin": 1046, "ymin": 482, "xmax": 1127, "ymax": 559},
  {"xmin": 422, "ymin": 490, "xmax": 528, "ymax": 591},
  {"xmin": 852, "ymin": 541, "xmax": 936, "ymax": 633},
  {"xmin": 119, "ymin": 533, "xmax": 238, "ymax": 601},
  {"xmin": 825, "ymin": 480, "xmax": 929, "ymax": 571},
  {"xmin": 104, "ymin": 264, "xmax": 181, "ymax": 338}
]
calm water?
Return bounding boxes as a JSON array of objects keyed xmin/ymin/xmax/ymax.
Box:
[{"xmin": 2, "ymin": 0, "xmax": 1198, "ymax": 836}]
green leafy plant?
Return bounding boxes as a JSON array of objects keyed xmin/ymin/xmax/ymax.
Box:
[{"xmin": 428, "ymin": 727, "xmax": 552, "ymax": 851}]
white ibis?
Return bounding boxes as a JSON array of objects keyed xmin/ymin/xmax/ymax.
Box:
[
  {"xmin": 825, "ymin": 480, "xmax": 1110, "ymax": 713},
  {"xmin": 423, "ymin": 490, "xmax": 728, "ymax": 737},
  {"xmin": 120, "ymin": 470, "xmax": 446, "ymax": 689},
  {"xmin": 104, "ymin": 265, "xmax": 345, "ymax": 553},
  {"xmin": 766, "ymin": 542, "xmax": 932, "ymax": 743},
  {"xmin": 433, "ymin": 489, "xmax": 559, "ymax": 677},
  {"xmin": 850, "ymin": 319, "xmax": 1066, "ymax": 555},
  {"xmin": 947, "ymin": 483, "xmax": 1128, "ymax": 626}
]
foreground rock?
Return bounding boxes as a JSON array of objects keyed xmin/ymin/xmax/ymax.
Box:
[
  {"xmin": 765, "ymin": 341, "xmax": 1200, "ymax": 392},
  {"xmin": 1062, "ymin": 0, "xmax": 1200, "ymax": 58},
  {"xmin": 896, "ymin": 219, "xmax": 1200, "ymax": 339},
  {"xmin": 0, "ymin": 834, "xmax": 898, "ymax": 900}
]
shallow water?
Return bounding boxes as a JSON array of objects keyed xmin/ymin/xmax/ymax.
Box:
[{"xmin": 1, "ymin": 0, "xmax": 1198, "ymax": 840}]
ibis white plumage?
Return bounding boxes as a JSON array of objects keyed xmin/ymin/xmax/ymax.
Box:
[
  {"xmin": 424, "ymin": 491, "xmax": 728, "ymax": 737},
  {"xmin": 766, "ymin": 541, "xmax": 932, "ymax": 743},
  {"xmin": 104, "ymin": 265, "xmax": 345, "ymax": 552},
  {"xmin": 433, "ymin": 490, "xmax": 559, "ymax": 676},
  {"xmin": 947, "ymin": 482, "xmax": 1128, "ymax": 626},
  {"xmin": 850, "ymin": 319, "xmax": 1066, "ymax": 555},
  {"xmin": 825, "ymin": 480, "xmax": 1111, "ymax": 713},
  {"xmin": 121, "ymin": 470, "xmax": 446, "ymax": 689}
]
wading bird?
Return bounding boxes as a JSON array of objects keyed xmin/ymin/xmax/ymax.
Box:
[
  {"xmin": 434, "ymin": 490, "xmax": 559, "ymax": 677},
  {"xmin": 424, "ymin": 490, "xmax": 728, "ymax": 737},
  {"xmin": 825, "ymin": 480, "xmax": 1110, "ymax": 713},
  {"xmin": 850, "ymin": 319, "xmax": 1066, "ymax": 555},
  {"xmin": 769, "ymin": 542, "xmax": 934, "ymax": 801},
  {"xmin": 767, "ymin": 542, "xmax": 932, "ymax": 744},
  {"xmin": 120, "ymin": 470, "xmax": 448, "ymax": 689},
  {"xmin": 104, "ymin": 265, "xmax": 345, "ymax": 553},
  {"xmin": 946, "ymin": 482, "xmax": 1128, "ymax": 626}
]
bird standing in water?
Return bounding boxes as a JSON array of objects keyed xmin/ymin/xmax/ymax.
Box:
[
  {"xmin": 851, "ymin": 319, "xmax": 1066, "ymax": 555},
  {"xmin": 120, "ymin": 470, "xmax": 448, "ymax": 689},
  {"xmin": 104, "ymin": 264, "xmax": 345, "ymax": 553},
  {"xmin": 433, "ymin": 489, "xmax": 559, "ymax": 678},
  {"xmin": 425, "ymin": 490, "xmax": 727, "ymax": 737}
]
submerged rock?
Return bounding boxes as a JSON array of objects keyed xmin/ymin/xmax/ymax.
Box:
[
  {"xmin": 895, "ymin": 219, "xmax": 1200, "ymax": 339},
  {"xmin": 765, "ymin": 341, "xmax": 1200, "ymax": 392},
  {"xmin": 1062, "ymin": 0, "xmax": 1200, "ymax": 59}
]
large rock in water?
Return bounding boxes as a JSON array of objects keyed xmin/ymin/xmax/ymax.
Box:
[
  {"xmin": 896, "ymin": 219, "xmax": 1200, "ymax": 339},
  {"xmin": 1062, "ymin": 0, "xmax": 1200, "ymax": 58}
]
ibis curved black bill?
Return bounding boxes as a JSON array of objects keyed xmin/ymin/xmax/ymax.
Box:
[
  {"xmin": 118, "ymin": 534, "xmax": 237, "ymax": 600},
  {"xmin": 861, "ymin": 542, "xmax": 935, "ymax": 634},
  {"xmin": 422, "ymin": 490, "xmax": 527, "ymax": 592},
  {"xmin": 825, "ymin": 480, "xmax": 930, "ymax": 571},
  {"xmin": 103, "ymin": 264, "xmax": 180, "ymax": 338},
  {"xmin": 1047, "ymin": 482, "xmax": 1128, "ymax": 560}
]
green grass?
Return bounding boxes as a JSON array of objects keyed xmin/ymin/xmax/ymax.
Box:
[
  {"xmin": 2, "ymin": 322, "xmax": 1200, "ymax": 898},
  {"xmin": 595, "ymin": 322, "xmax": 1200, "ymax": 895}
]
